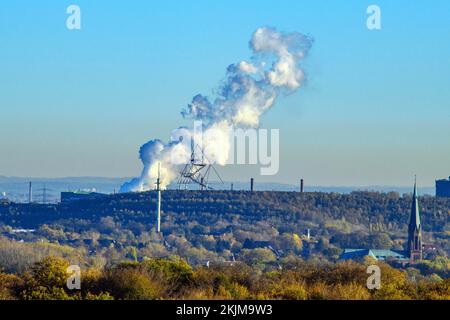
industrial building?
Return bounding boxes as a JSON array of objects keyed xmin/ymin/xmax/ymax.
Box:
[
  {"xmin": 60, "ymin": 191, "xmax": 106, "ymax": 203},
  {"xmin": 436, "ymin": 177, "xmax": 450, "ymax": 198}
]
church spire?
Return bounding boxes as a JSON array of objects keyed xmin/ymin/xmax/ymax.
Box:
[
  {"xmin": 410, "ymin": 176, "xmax": 421, "ymax": 230},
  {"xmin": 408, "ymin": 176, "xmax": 422, "ymax": 262}
]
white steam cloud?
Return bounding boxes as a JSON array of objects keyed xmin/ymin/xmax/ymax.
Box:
[{"xmin": 120, "ymin": 27, "xmax": 312, "ymax": 193}]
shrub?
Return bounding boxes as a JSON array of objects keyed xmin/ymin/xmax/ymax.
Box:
[{"xmin": 99, "ymin": 268, "xmax": 164, "ymax": 300}]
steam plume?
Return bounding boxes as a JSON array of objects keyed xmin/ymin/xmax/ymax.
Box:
[{"xmin": 120, "ymin": 27, "xmax": 312, "ymax": 192}]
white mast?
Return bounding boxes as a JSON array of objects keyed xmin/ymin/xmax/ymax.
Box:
[{"xmin": 156, "ymin": 162, "xmax": 162, "ymax": 233}]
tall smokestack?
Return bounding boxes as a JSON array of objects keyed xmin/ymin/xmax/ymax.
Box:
[
  {"xmin": 156, "ymin": 163, "xmax": 162, "ymax": 233},
  {"xmin": 200, "ymin": 177, "xmax": 205, "ymax": 191},
  {"xmin": 28, "ymin": 182, "xmax": 32, "ymax": 204},
  {"xmin": 300, "ymin": 179, "xmax": 304, "ymax": 193},
  {"xmin": 250, "ymin": 178, "xmax": 254, "ymax": 192}
]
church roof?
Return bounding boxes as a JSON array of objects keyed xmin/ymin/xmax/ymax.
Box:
[{"xmin": 341, "ymin": 249, "xmax": 408, "ymax": 261}]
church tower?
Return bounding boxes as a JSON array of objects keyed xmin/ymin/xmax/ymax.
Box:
[{"xmin": 407, "ymin": 178, "xmax": 423, "ymax": 262}]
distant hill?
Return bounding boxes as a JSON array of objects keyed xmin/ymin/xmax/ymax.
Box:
[
  {"xmin": 0, "ymin": 176, "xmax": 435, "ymax": 203},
  {"xmin": 0, "ymin": 176, "xmax": 130, "ymax": 202},
  {"xmin": 0, "ymin": 189, "xmax": 447, "ymax": 232},
  {"xmin": 202, "ymin": 181, "xmax": 435, "ymax": 196},
  {"xmin": 1, "ymin": 189, "xmax": 448, "ymax": 266}
]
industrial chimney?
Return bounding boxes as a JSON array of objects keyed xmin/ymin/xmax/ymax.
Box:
[
  {"xmin": 200, "ymin": 177, "xmax": 205, "ymax": 191},
  {"xmin": 300, "ymin": 179, "xmax": 304, "ymax": 193},
  {"xmin": 250, "ymin": 178, "xmax": 254, "ymax": 192},
  {"xmin": 28, "ymin": 182, "xmax": 33, "ymax": 204}
]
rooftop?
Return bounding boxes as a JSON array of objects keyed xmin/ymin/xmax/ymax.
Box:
[
  {"xmin": 341, "ymin": 249, "xmax": 408, "ymax": 261},
  {"xmin": 62, "ymin": 190, "xmax": 97, "ymax": 195}
]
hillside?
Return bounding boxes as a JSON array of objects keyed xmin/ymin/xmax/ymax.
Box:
[
  {"xmin": 0, "ymin": 190, "xmax": 449, "ymax": 230},
  {"xmin": 0, "ymin": 190, "xmax": 449, "ymax": 275}
]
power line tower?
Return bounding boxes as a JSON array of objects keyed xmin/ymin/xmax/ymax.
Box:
[
  {"xmin": 177, "ymin": 138, "xmax": 223, "ymax": 190},
  {"xmin": 40, "ymin": 185, "xmax": 47, "ymax": 204},
  {"xmin": 36, "ymin": 185, "xmax": 55, "ymax": 204}
]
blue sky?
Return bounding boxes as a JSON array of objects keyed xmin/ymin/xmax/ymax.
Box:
[{"xmin": 0, "ymin": 0, "xmax": 449, "ymax": 187}]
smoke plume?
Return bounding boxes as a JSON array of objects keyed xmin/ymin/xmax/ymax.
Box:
[{"xmin": 120, "ymin": 27, "xmax": 312, "ymax": 192}]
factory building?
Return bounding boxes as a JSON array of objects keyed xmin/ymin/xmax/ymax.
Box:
[
  {"xmin": 436, "ymin": 177, "xmax": 450, "ymax": 198},
  {"xmin": 61, "ymin": 191, "xmax": 106, "ymax": 203}
]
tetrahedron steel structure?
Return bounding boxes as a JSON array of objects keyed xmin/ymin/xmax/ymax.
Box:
[{"xmin": 177, "ymin": 138, "xmax": 223, "ymax": 190}]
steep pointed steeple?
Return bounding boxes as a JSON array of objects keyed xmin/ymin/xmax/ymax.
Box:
[
  {"xmin": 409, "ymin": 177, "xmax": 421, "ymax": 231},
  {"xmin": 407, "ymin": 176, "xmax": 422, "ymax": 262}
]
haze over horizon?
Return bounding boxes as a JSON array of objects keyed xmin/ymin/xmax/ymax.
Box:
[
  {"xmin": 0, "ymin": 175, "xmax": 438, "ymax": 190},
  {"xmin": 1, "ymin": 1, "xmax": 449, "ymax": 187}
]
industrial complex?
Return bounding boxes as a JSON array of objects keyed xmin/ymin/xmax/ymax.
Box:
[{"xmin": 436, "ymin": 177, "xmax": 450, "ymax": 198}]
